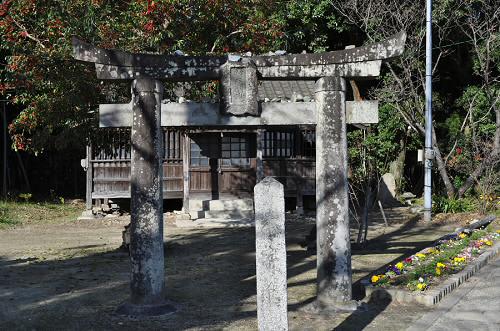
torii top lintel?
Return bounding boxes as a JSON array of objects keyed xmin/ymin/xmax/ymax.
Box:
[{"xmin": 72, "ymin": 32, "xmax": 406, "ymax": 81}]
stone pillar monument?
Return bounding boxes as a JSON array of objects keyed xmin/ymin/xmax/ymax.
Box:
[
  {"xmin": 254, "ymin": 177, "xmax": 288, "ymax": 330},
  {"xmin": 116, "ymin": 77, "xmax": 175, "ymax": 316},
  {"xmin": 314, "ymin": 77, "xmax": 357, "ymax": 311}
]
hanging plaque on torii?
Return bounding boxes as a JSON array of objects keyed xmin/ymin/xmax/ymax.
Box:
[{"xmin": 72, "ymin": 32, "xmax": 406, "ymax": 316}]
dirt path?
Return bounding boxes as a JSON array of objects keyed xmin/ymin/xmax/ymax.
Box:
[{"xmin": 0, "ymin": 214, "xmax": 457, "ymax": 330}]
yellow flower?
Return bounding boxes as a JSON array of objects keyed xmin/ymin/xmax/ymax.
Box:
[
  {"xmin": 416, "ymin": 253, "xmax": 426, "ymax": 259},
  {"xmin": 436, "ymin": 262, "xmax": 446, "ymax": 268},
  {"xmin": 396, "ymin": 262, "xmax": 404, "ymax": 270},
  {"xmin": 485, "ymin": 240, "xmax": 493, "ymax": 246},
  {"xmin": 417, "ymin": 283, "xmax": 427, "ymax": 291},
  {"xmin": 454, "ymin": 257, "xmax": 465, "ymax": 263},
  {"xmin": 459, "ymin": 233, "xmax": 467, "ymax": 239},
  {"xmin": 371, "ymin": 275, "xmax": 380, "ymax": 283},
  {"xmin": 436, "ymin": 268, "xmax": 441, "ymax": 275}
]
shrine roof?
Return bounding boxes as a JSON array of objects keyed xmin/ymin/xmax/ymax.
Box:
[{"xmin": 258, "ymin": 80, "xmax": 315, "ymax": 101}]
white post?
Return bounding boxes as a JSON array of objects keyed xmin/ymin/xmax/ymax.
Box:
[{"xmin": 424, "ymin": 0, "xmax": 433, "ymax": 222}]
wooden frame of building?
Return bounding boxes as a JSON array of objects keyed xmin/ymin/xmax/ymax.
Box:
[{"xmin": 87, "ymin": 123, "xmax": 317, "ymax": 213}]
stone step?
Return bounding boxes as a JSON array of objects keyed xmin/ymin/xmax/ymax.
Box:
[
  {"xmin": 208, "ymin": 199, "xmax": 254, "ymax": 211},
  {"xmin": 188, "ymin": 199, "xmax": 205, "ymax": 212},
  {"xmin": 189, "ymin": 198, "xmax": 254, "ymax": 212},
  {"xmin": 202, "ymin": 209, "xmax": 254, "ymax": 220}
]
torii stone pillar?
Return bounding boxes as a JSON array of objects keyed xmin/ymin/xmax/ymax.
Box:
[
  {"xmin": 314, "ymin": 76, "xmax": 357, "ymax": 311},
  {"xmin": 116, "ymin": 77, "xmax": 175, "ymax": 316}
]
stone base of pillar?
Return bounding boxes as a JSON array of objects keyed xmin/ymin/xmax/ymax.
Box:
[
  {"xmin": 77, "ymin": 210, "xmax": 97, "ymax": 221},
  {"xmin": 295, "ymin": 206, "xmax": 304, "ymax": 215},
  {"xmin": 115, "ymin": 301, "xmax": 177, "ymax": 317}
]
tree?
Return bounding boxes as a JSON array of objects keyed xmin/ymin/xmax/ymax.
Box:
[
  {"xmin": 1, "ymin": 0, "xmax": 291, "ymax": 152},
  {"xmin": 333, "ymin": 0, "xmax": 499, "ymax": 199}
]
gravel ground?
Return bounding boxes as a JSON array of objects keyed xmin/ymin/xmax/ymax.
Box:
[{"xmin": 0, "ymin": 210, "xmax": 460, "ymax": 330}]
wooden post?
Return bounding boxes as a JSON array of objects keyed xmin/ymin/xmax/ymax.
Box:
[
  {"xmin": 295, "ymin": 177, "xmax": 304, "ymax": 215},
  {"xmin": 182, "ymin": 132, "xmax": 190, "ymax": 213},
  {"xmin": 256, "ymin": 129, "xmax": 264, "ymax": 182},
  {"xmin": 85, "ymin": 144, "xmax": 93, "ymax": 211}
]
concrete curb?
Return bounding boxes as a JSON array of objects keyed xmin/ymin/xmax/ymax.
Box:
[{"xmin": 362, "ymin": 240, "xmax": 500, "ymax": 306}]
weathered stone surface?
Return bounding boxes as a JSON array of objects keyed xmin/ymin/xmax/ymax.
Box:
[
  {"xmin": 315, "ymin": 76, "xmax": 353, "ymax": 307},
  {"xmin": 257, "ymin": 61, "xmax": 382, "ymax": 79},
  {"xmin": 94, "ymin": 63, "xmax": 222, "ymax": 81},
  {"xmin": 126, "ymin": 77, "xmax": 167, "ymax": 309},
  {"xmin": 378, "ymin": 173, "xmax": 400, "ymax": 207},
  {"xmin": 99, "ymin": 101, "xmax": 379, "ymax": 127},
  {"xmin": 72, "ymin": 37, "xmax": 225, "ymax": 68},
  {"xmin": 73, "ymin": 32, "xmax": 407, "ymax": 81},
  {"xmin": 345, "ymin": 101, "xmax": 378, "ymax": 124},
  {"xmin": 72, "ymin": 32, "xmax": 405, "ymax": 80},
  {"xmin": 254, "ymin": 177, "xmax": 288, "ymax": 331},
  {"xmin": 220, "ymin": 59, "xmax": 258, "ymax": 116},
  {"xmin": 252, "ymin": 32, "xmax": 406, "ymax": 66}
]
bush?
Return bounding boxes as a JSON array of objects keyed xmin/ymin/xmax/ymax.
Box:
[{"xmin": 432, "ymin": 196, "xmax": 477, "ymax": 213}]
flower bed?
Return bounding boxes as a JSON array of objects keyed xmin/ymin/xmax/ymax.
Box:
[{"xmin": 370, "ymin": 228, "xmax": 500, "ymax": 292}]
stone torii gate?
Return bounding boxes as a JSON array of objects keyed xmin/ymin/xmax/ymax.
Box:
[{"xmin": 72, "ymin": 32, "xmax": 405, "ymax": 315}]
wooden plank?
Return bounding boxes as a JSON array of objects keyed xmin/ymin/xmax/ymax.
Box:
[
  {"xmin": 85, "ymin": 144, "xmax": 93, "ymax": 210},
  {"xmin": 256, "ymin": 129, "xmax": 264, "ymax": 182},
  {"xmin": 182, "ymin": 133, "xmax": 190, "ymax": 212},
  {"xmin": 92, "ymin": 191, "xmax": 183, "ymax": 199}
]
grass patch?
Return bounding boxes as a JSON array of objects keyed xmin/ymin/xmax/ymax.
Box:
[
  {"xmin": 0, "ymin": 201, "xmax": 82, "ymax": 229},
  {"xmin": 0, "ymin": 202, "xmax": 20, "ymax": 227}
]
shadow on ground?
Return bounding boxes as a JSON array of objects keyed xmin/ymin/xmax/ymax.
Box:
[{"xmin": 0, "ymin": 217, "xmax": 449, "ymax": 330}]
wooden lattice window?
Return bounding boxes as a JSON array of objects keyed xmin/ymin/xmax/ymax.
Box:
[
  {"xmin": 221, "ymin": 134, "xmax": 251, "ymax": 167},
  {"xmin": 164, "ymin": 129, "xmax": 182, "ymax": 163},
  {"xmin": 92, "ymin": 129, "xmax": 131, "ymax": 160},
  {"xmin": 190, "ymin": 134, "xmax": 219, "ymax": 167},
  {"xmin": 263, "ymin": 130, "xmax": 295, "ymax": 158},
  {"xmin": 300, "ymin": 129, "xmax": 315, "ymax": 158}
]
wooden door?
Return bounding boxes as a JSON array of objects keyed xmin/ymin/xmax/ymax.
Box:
[
  {"xmin": 189, "ymin": 133, "xmax": 220, "ymax": 196},
  {"xmin": 219, "ymin": 133, "xmax": 256, "ymax": 195},
  {"xmin": 189, "ymin": 132, "xmax": 256, "ymax": 197}
]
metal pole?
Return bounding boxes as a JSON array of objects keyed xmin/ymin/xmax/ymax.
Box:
[
  {"xmin": 2, "ymin": 101, "xmax": 7, "ymax": 199},
  {"xmin": 424, "ymin": 0, "xmax": 433, "ymax": 222}
]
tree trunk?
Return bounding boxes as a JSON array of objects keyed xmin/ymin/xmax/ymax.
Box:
[
  {"xmin": 432, "ymin": 126, "xmax": 456, "ymax": 199},
  {"xmin": 457, "ymin": 105, "xmax": 500, "ymax": 198}
]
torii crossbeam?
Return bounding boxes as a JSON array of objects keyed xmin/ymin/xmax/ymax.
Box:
[{"xmin": 73, "ymin": 32, "xmax": 405, "ymax": 316}]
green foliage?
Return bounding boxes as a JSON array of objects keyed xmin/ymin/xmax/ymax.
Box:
[
  {"xmin": 348, "ymin": 103, "xmax": 420, "ymax": 186},
  {"xmin": 277, "ymin": 0, "xmax": 346, "ymax": 52},
  {"xmin": 18, "ymin": 192, "xmax": 32, "ymax": 202},
  {"xmin": 0, "ymin": 200, "xmax": 81, "ymax": 229},
  {"xmin": 432, "ymin": 196, "xmax": 477, "ymax": 213},
  {"xmin": 1, "ymin": 0, "xmax": 297, "ymax": 153},
  {"xmin": 0, "ymin": 202, "xmax": 19, "ymax": 228}
]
